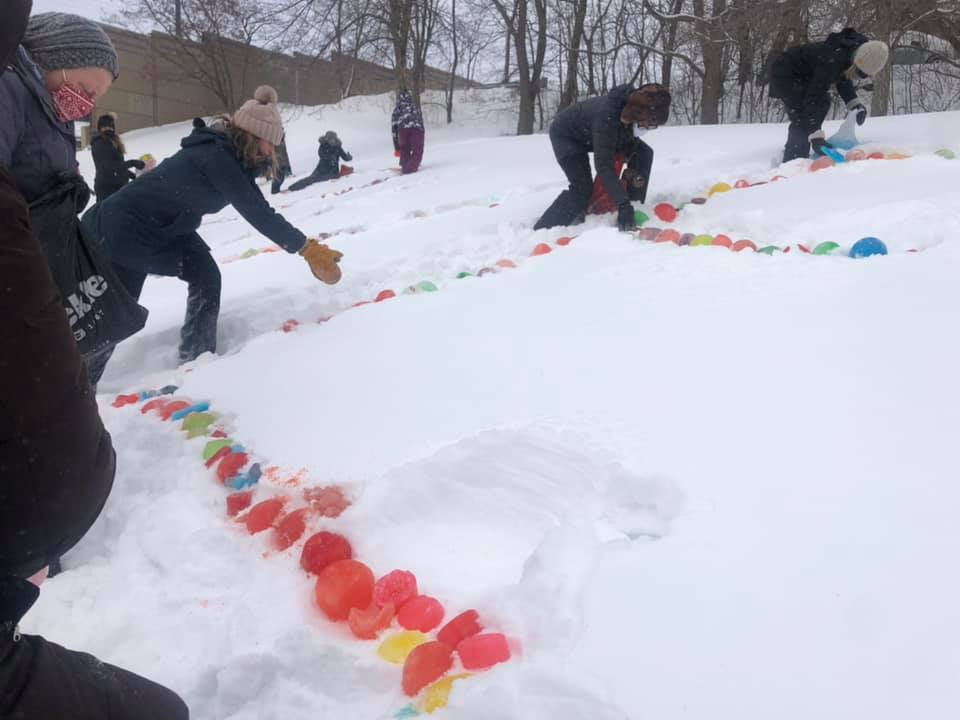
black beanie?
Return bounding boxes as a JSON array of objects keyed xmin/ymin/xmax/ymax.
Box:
[{"xmin": 97, "ymin": 112, "xmax": 116, "ymax": 131}]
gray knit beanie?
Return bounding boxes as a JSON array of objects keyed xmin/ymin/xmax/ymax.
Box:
[
  {"xmin": 233, "ymin": 85, "xmax": 284, "ymax": 146},
  {"xmin": 22, "ymin": 12, "xmax": 119, "ymax": 79}
]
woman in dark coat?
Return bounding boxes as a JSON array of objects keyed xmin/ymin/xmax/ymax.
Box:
[
  {"xmin": 83, "ymin": 85, "xmax": 345, "ymax": 380},
  {"xmin": 1, "ymin": 5, "xmax": 189, "ymax": 718},
  {"xmin": 534, "ymin": 83, "xmax": 670, "ymax": 232},
  {"xmin": 768, "ymin": 29, "xmax": 889, "ymax": 162},
  {"xmin": 392, "ymin": 90, "xmax": 425, "ymax": 174},
  {"xmin": 0, "ymin": 12, "xmax": 149, "ymax": 380},
  {"xmin": 90, "ymin": 112, "xmax": 145, "ymax": 201},
  {"xmin": 288, "ymin": 130, "xmax": 352, "ymax": 192}
]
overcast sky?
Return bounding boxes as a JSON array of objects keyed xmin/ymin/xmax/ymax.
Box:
[{"xmin": 31, "ymin": 0, "xmax": 119, "ymax": 20}]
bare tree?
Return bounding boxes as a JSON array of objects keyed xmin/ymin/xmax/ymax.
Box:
[{"xmin": 491, "ymin": 0, "xmax": 549, "ymax": 133}]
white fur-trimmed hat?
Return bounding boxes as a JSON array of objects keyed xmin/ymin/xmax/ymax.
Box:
[{"xmin": 853, "ymin": 41, "xmax": 889, "ymax": 76}]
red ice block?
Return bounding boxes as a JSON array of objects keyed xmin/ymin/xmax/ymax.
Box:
[{"xmin": 457, "ymin": 633, "xmax": 511, "ymax": 670}]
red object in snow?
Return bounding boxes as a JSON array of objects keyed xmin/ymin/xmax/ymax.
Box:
[
  {"xmin": 226, "ymin": 491, "xmax": 254, "ymax": 517},
  {"xmin": 712, "ymin": 234, "xmax": 733, "ymax": 248},
  {"xmin": 495, "ymin": 259, "xmax": 517, "ymax": 269},
  {"xmin": 300, "ymin": 531, "xmax": 353, "ymax": 575},
  {"xmin": 315, "ymin": 559, "xmax": 374, "ymax": 621},
  {"xmin": 302, "ymin": 485, "xmax": 350, "ymax": 518},
  {"xmin": 274, "ymin": 508, "xmax": 310, "ymax": 550},
  {"xmin": 339, "ymin": 165, "xmax": 354, "ymax": 177},
  {"xmin": 798, "ymin": 244, "xmax": 812, "ymax": 254},
  {"xmin": 375, "ymin": 289, "xmax": 396, "ymax": 302},
  {"xmin": 211, "ymin": 429, "xmax": 228, "ymax": 439},
  {"xmin": 397, "ymin": 595, "xmax": 445, "ymax": 633},
  {"xmin": 281, "ymin": 319, "xmax": 299, "ymax": 333},
  {"xmin": 141, "ymin": 398, "xmax": 170, "ymax": 415},
  {"xmin": 530, "ymin": 243, "xmax": 552, "ymax": 256},
  {"xmin": 373, "ymin": 570, "xmax": 418, "ymax": 610},
  {"xmin": 656, "ymin": 229, "xmax": 681, "ymax": 245},
  {"xmin": 734, "ymin": 179, "xmax": 750, "ymax": 189},
  {"xmin": 556, "ymin": 236, "xmax": 574, "ymax": 246},
  {"xmin": 732, "ymin": 239, "xmax": 758, "ymax": 252},
  {"xmin": 217, "ymin": 451, "xmax": 248, "ymax": 483},
  {"xmin": 159, "ymin": 400, "xmax": 191, "ymax": 420},
  {"xmin": 241, "ymin": 497, "xmax": 285, "ymax": 534},
  {"xmin": 457, "ymin": 633, "xmax": 511, "ymax": 670},
  {"xmin": 402, "ymin": 641, "xmax": 453, "ymax": 697},
  {"xmin": 204, "ymin": 446, "xmax": 231, "ymax": 469},
  {"xmin": 112, "ymin": 393, "xmax": 139, "ymax": 408},
  {"xmin": 653, "ymin": 203, "xmax": 678, "ymax": 223},
  {"xmin": 348, "ymin": 602, "xmax": 396, "ymax": 639},
  {"xmin": 587, "ymin": 155, "xmax": 626, "ymax": 215},
  {"xmin": 437, "ymin": 609, "xmax": 483, "ymax": 649}
]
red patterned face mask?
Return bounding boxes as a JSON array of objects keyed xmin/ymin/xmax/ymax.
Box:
[{"xmin": 51, "ymin": 71, "xmax": 95, "ymax": 122}]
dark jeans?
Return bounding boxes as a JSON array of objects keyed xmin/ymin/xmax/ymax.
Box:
[
  {"xmin": 783, "ymin": 95, "xmax": 831, "ymax": 162},
  {"xmin": 270, "ymin": 172, "xmax": 287, "ymax": 195},
  {"xmin": 398, "ymin": 127, "xmax": 425, "ymax": 174},
  {"xmin": 287, "ymin": 170, "xmax": 339, "ymax": 192},
  {"xmin": 86, "ymin": 235, "xmax": 221, "ymax": 384},
  {"xmin": 534, "ymin": 153, "xmax": 594, "ymax": 230}
]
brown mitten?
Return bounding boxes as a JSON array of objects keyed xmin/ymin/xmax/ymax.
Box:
[{"xmin": 300, "ymin": 239, "xmax": 343, "ymax": 284}]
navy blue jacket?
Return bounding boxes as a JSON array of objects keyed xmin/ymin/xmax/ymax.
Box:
[
  {"xmin": 0, "ymin": 47, "xmax": 79, "ymax": 202},
  {"xmin": 88, "ymin": 126, "xmax": 307, "ymax": 275},
  {"xmin": 313, "ymin": 140, "xmax": 352, "ymax": 180}
]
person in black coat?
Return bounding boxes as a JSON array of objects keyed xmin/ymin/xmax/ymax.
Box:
[
  {"xmin": 535, "ymin": 83, "xmax": 670, "ymax": 232},
  {"xmin": 768, "ymin": 29, "xmax": 889, "ymax": 162},
  {"xmin": 1, "ymin": 5, "xmax": 189, "ymax": 718},
  {"xmin": 271, "ymin": 135, "xmax": 292, "ymax": 194},
  {"xmin": 288, "ymin": 131, "xmax": 352, "ymax": 192},
  {"xmin": 90, "ymin": 112, "xmax": 145, "ymax": 202},
  {"xmin": 82, "ymin": 86, "xmax": 344, "ymax": 382}
]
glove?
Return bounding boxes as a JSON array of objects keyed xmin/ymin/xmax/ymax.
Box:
[
  {"xmin": 849, "ymin": 102, "xmax": 868, "ymax": 126},
  {"xmin": 622, "ymin": 168, "xmax": 646, "ymax": 191},
  {"xmin": 343, "ymin": 152, "xmax": 353, "ymax": 162},
  {"xmin": 617, "ymin": 202, "xmax": 637, "ymax": 232},
  {"xmin": 809, "ymin": 134, "xmax": 834, "ymax": 157},
  {"xmin": 300, "ymin": 239, "xmax": 343, "ymax": 284},
  {"xmin": 127, "ymin": 159, "xmax": 146, "ymax": 170}
]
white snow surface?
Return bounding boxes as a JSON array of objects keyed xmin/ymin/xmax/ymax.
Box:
[{"xmin": 25, "ymin": 90, "xmax": 960, "ymax": 719}]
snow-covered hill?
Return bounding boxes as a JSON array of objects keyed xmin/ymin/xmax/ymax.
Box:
[{"xmin": 26, "ymin": 89, "xmax": 960, "ymax": 719}]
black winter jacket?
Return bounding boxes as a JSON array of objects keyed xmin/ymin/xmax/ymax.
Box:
[
  {"xmin": 549, "ymin": 84, "xmax": 647, "ymax": 209},
  {"xmin": 88, "ymin": 126, "xmax": 307, "ymax": 275},
  {"xmin": 769, "ymin": 29, "xmax": 868, "ymax": 133},
  {"xmin": 91, "ymin": 133, "xmax": 142, "ymax": 200},
  {"xmin": 0, "ymin": 168, "xmax": 115, "ymax": 583},
  {"xmin": 313, "ymin": 140, "xmax": 352, "ymax": 180}
]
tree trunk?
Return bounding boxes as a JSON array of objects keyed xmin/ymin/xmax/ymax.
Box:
[
  {"xmin": 559, "ymin": 0, "xmax": 588, "ymax": 110},
  {"xmin": 446, "ymin": 0, "xmax": 458, "ymax": 123},
  {"xmin": 661, "ymin": 0, "xmax": 684, "ymax": 87}
]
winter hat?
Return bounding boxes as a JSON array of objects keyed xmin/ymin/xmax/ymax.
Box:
[
  {"xmin": 322, "ymin": 131, "xmax": 340, "ymax": 145},
  {"xmin": 621, "ymin": 83, "xmax": 671, "ymax": 127},
  {"xmin": 233, "ymin": 85, "xmax": 284, "ymax": 146},
  {"xmin": 2, "ymin": 0, "xmax": 32, "ymax": 73},
  {"xmin": 97, "ymin": 112, "xmax": 116, "ymax": 131},
  {"xmin": 22, "ymin": 12, "xmax": 119, "ymax": 79},
  {"xmin": 192, "ymin": 116, "xmax": 206, "ymax": 129},
  {"xmin": 853, "ymin": 40, "xmax": 889, "ymax": 77}
]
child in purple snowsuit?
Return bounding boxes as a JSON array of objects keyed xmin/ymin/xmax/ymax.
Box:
[{"xmin": 392, "ymin": 90, "xmax": 424, "ymax": 174}]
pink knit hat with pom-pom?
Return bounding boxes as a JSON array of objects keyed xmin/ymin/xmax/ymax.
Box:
[{"xmin": 233, "ymin": 85, "xmax": 284, "ymax": 145}]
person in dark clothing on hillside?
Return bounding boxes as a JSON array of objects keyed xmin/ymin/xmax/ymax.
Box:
[
  {"xmin": 1, "ymin": 4, "xmax": 189, "ymax": 717},
  {"xmin": 288, "ymin": 131, "xmax": 351, "ymax": 192},
  {"xmin": 392, "ymin": 89, "xmax": 425, "ymax": 174},
  {"xmin": 271, "ymin": 135, "xmax": 293, "ymax": 194},
  {"xmin": 534, "ymin": 83, "xmax": 671, "ymax": 232},
  {"xmin": 192, "ymin": 116, "xmax": 206, "ymax": 129},
  {"xmin": 83, "ymin": 85, "xmax": 345, "ymax": 381},
  {"xmin": 768, "ymin": 29, "xmax": 889, "ymax": 162},
  {"xmin": 91, "ymin": 112, "xmax": 145, "ymax": 201}
]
